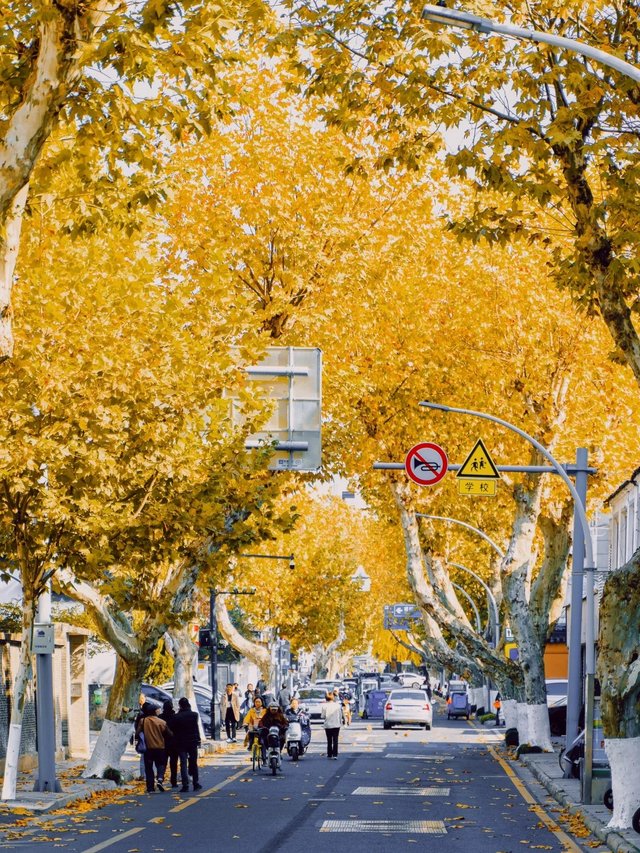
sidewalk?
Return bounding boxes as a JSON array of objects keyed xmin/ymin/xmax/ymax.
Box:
[
  {"xmin": 518, "ymin": 751, "xmax": 640, "ymax": 853},
  {"xmin": 0, "ymin": 735, "xmax": 225, "ymax": 815}
]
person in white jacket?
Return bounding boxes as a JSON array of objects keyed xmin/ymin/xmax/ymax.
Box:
[{"xmin": 321, "ymin": 692, "xmax": 343, "ymax": 759}]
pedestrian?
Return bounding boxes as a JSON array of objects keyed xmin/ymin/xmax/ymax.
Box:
[
  {"xmin": 321, "ymin": 691, "xmax": 342, "ymax": 760},
  {"xmin": 172, "ymin": 697, "xmax": 202, "ymax": 793},
  {"xmin": 136, "ymin": 702, "xmax": 171, "ymax": 793},
  {"xmin": 159, "ymin": 699, "xmax": 179, "ymax": 788},
  {"xmin": 220, "ymin": 682, "xmax": 241, "ymax": 742},
  {"xmin": 243, "ymin": 683, "xmax": 255, "ymax": 712},
  {"xmin": 493, "ymin": 693, "xmax": 502, "ymax": 727},
  {"xmin": 278, "ymin": 681, "xmax": 292, "ymax": 710}
]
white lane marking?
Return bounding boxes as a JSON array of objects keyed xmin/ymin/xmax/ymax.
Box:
[
  {"xmin": 384, "ymin": 753, "xmax": 454, "ymax": 760},
  {"xmin": 352, "ymin": 786, "xmax": 449, "ymax": 796},
  {"xmin": 80, "ymin": 826, "xmax": 144, "ymax": 853},
  {"xmin": 320, "ymin": 820, "xmax": 447, "ymax": 833}
]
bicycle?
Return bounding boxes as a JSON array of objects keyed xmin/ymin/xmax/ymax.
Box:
[{"xmin": 249, "ymin": 729, "xmax": 265, "ymax": 771}]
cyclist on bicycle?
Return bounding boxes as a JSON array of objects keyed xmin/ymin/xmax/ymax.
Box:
[
  {"xmin": 258, "ymin": 702, "xmax": 289, "ymax": 752},
  {"xmin": 242, "ymin": 696, "xmax": 265, "ymax": 752}
]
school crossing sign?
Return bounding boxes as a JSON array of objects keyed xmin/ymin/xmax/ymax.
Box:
[{"xmin": 456, "ymin": 438, "xmax": 501, "ymax": 497}]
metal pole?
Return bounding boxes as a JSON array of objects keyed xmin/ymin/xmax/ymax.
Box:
[
  {"xmin": 416, "ymin": 513, "xmax": 505, "ymax": 558},
  {"xmin": 420, "ymin": 5, "xmax": 640, "ymax": 83},
  {"xmin": 209, "ymin": 590, "xmax": 220, "ymax": 741},
  {"xmin": 565, "ymin": 448, "xmax": 588, "ymax": 775},
  {"xmin": 33, "ymin": 585, "xmax": 61, "ymax": 793}
]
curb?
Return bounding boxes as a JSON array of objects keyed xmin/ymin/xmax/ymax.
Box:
[
  {"xmin": 0, "ymin": 778, "xmax": 119, "ymax": 815},
  {"xmin": 519, "ymin": 755, "xmax": 640, "ymax": 853}
]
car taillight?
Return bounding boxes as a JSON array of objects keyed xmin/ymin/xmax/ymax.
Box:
[
  {"xmin": 385, "ymin": 703, "xmax": 393, "ymax": 710},
  {"xmin": 424, "ymin": 703, "xmax": 430, "ymax": 711}
]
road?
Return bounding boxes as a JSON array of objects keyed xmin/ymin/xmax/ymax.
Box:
[{"xmin": 0, "ymin": 711, "xmax": 608, "ymax": 852}]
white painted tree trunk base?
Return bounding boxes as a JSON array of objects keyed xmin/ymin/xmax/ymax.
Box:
[
  {"xmin": 503, "ymin": 699, "xmax": 518, "ymax": 731},
  {"xmin": 83, "ymin": 720, "xmax": 133, "ymax": 779},
  {"xmin": 1, "ymin": 723, "xmax": 24, "ymax": 800},
  {"xmin": 525, "ymin": 703, "xmax": 553, "ymax": 751},
  {"xmin": 516, "ymin": 702, "xmax": 530, "ymax": 744},
  {"xmin": 469, "ymin": 687, "xmax": 484, "ymax": 710},
  {"xmin": 605, "ymin": 737, "xmax": 640, "ymax": 830}
]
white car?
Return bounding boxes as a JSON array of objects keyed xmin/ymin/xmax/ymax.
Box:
[
  {"xmin": 392, "ymin": 672, "xmax": 423, "ymax": 688},
  {"xmin": 383, "ymin": 689, "xmax": 433, "ymax": 730}
]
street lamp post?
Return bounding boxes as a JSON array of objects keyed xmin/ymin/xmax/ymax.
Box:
[
  {"xmin": 420, "ymin": 400, "xmax": 597, "ymax": 802},
  {"xmin": 416, "ymin": 513, "xmax": 505, "ymax": 558},
  {"xmin": 209, "ymin": 586, "xmax": 256, "ymax": 741},
  {"xmin": 421, "ymin": 5, "xmax": 640, "ymax": 83}
]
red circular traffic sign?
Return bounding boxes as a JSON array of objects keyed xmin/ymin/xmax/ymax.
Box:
[{"xmin": 405, "ymin": 442, "xmax": 448, "ymax": 486}]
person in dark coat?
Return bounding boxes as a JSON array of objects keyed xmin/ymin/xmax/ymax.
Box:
[
  {"xmin": 159, "ymin": 699, "xmax": 179, "ymax": 787},
  {"xmin": 136, "ymin": 703, "xmax": 171, "ymax": 793},
  {"xmin": 172, "ymin": 697, "xmax": 202, "ymax": 792}
]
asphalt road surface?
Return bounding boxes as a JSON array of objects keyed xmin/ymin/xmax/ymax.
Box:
[{"xmin": 0, "ymin": 711, "xmax": 608, "ymax": 852}]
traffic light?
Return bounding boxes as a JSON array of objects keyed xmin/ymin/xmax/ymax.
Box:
[{"xmin": 198, "ymin": 628, "xmax": 212, "ymax": 648}]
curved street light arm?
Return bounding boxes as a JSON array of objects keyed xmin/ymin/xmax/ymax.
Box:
[
  {"xmin": 451, "ymin": 582, "xmax": 482, "ymax": 633},
  {"xmin": 421, "ymin": 5, "xmax": 640, "ymax": 83},
  {"xmin": 449, "ymin": 562, "xmax": 500, "ymax": 645},
  {"xmin": 416, "ymin": 512, "xmax": 505, "ymax": 559},
  {"xmin": 419, "ymin": 401, "xmax": 594, "ymax": 569}
]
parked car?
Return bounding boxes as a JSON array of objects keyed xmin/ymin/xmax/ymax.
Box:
[
  {"xmin": 141, "ymin": 683, "xmax": 173, "ymax": 709},
  {"xmin": 546, "ymin": 679, "xmax": 569, "ymax": 735},
  {"xmin": 159, "ymin": 681, "xmax": 214, "ymax": 736},
  {"xmin": 392, "ymin": 672, "xmax": 423, "ymax": 688},
  {"xmin": 298, "ymin": 687, "xmax": 327, "ymax": 722},
  {"xmin": 383, "ymin": 689, "xmax": 433, "ymax": 730}
]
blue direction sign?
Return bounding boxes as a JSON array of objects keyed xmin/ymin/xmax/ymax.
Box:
[{"xmin": 383, "ymin": 603, "xmax": 422, "ymax": 631}]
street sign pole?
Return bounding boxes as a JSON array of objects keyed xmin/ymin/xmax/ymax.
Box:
[
  {"xmin": 33, "ymin": 585, "xmax": 61, "ymax": 793},
  {"xmin": 209, "ymin": 589, "xmax": 220, "ymax": 741},
  {"xmin": 565, "ymin": 448, "xmax": 589, "ymax": 775}
]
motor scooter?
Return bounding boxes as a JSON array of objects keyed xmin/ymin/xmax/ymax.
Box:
[
  {"xmin": 266, "ymin": 725, "xmax": 283, "ymax": 775},
  {"xmin": 286, "ymin": 720, "xmax": 303, "ymax": 761},
  {"xmin": 559, "ymin": 729, "xmax": 584, "ymax": 779}
]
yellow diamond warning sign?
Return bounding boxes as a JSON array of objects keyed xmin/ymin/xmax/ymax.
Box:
[{"xmin": 456, "ymin": 439, "xmax": 501, "ymax": 480}]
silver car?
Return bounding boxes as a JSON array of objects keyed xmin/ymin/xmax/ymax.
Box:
[
  {"xmin": 383, "ymin": 689, "xmax": 433, "ymax": 730},
  {"xmin": 298, "ymin": 687, "xmax": 327, "ymax": 722}
]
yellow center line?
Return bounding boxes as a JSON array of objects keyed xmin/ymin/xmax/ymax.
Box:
[
  {"xmin": 487, "ymin": 744, "xmax": 582, "ymax": 853},
  {"xmin": 169, "ymin": 765, "xmax": 248, "ymax": 813},
  {"xmin": 80, "ymin": 826, "xmax": 144, "ymax": 853}
]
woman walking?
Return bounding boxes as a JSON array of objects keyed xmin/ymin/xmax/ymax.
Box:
[{"xmin": 321, "ymin": 691, "xmax": 342, "ymax": 760}]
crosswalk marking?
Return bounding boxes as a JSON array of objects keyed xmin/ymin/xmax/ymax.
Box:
[
  {"xmin": 352, "ymin": 786, "xmax": 450, "ymax": 796},
  {"xmin": 320, "ymin": 820, "xmax": 447, "ymax": 834}
]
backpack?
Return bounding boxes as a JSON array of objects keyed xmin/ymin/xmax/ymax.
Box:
[{"xmin": 135, "ymin": 720, "xmax": 147, "ymax": 754}]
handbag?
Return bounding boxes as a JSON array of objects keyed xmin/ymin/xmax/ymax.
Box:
[{"xmin": 135, "ymin": 722, "xmax": 147, "ymax": 754}]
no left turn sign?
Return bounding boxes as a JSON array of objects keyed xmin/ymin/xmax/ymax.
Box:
[{"xmin": 405, "ymin": 442, "xmax": 448, "ymax": 486}]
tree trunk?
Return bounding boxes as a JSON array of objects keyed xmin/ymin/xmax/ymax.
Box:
[
  {"xmin": 215, "ymin": 594, "xmax": 272, "ymax": 681},
  {"xmin": 165, "ymin": 624, "xmax": 197, "ymax": 706},
  {"xmin": 597, "ymin": 550, "xmax": 640, "ymax": 829},
  {"xmin": 501, "ymin": 474, "xmax": 552, "ymax": 751},
  {"xmin": 390, "ymin": 477, "xmax": 518, "ymax": 687},
  {"xmin": 0, "ymin": 186, "xmax": 28, "ymax": 362},
  {"xmin": 312, "ymin": 621, "xmax": 347, "ymax": 681},
  {"xmin": 1, "ymin": 591, "xmax": 35, "ymax": 800},
  {"xmin": 83, "ymin": 653, "xmax": 149, "ymax": 779}
]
